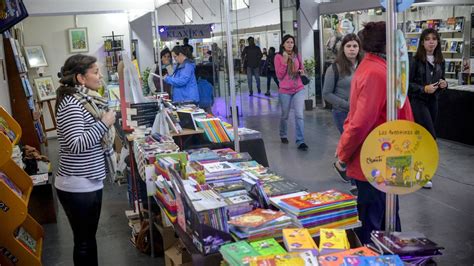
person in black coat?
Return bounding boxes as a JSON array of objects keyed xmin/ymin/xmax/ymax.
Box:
[{"xmin": 408, "ymin": 28, "xmax": 448, "ymax": 189}]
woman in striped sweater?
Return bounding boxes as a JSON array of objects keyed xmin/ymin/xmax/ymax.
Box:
[{"xmin": 54, "ymin": 54, "xmax": 115, "ymax": 266}]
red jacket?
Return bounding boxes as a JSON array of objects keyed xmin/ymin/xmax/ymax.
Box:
[{"xmin": 336, "ymin": 53, "xmax": 414, "ymax": 182}]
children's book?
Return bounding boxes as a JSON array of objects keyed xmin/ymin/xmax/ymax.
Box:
[
  {"xmin": 262, "ymin": 180, "xmax": 306, "ymax": 197},
  {"xmin": 281, "ymin": 189, "xmax": 355, "ymax": 210},
  {"xmin": 343, "ymin": 255, "xmax": 403, "ymax": 266},
  {"xmin": 319, "ymin": 228, "xmax": 350, "ymax": 253},
  {"xmin": 229, "ymin": 208, "xmax": 285, "ymax": 228},
  {"xmin": 318, "ymin": 247, "xmax": 379, "ymax": 266},
  {"xmin": 16, "ymin": 227, "xmax": 37, "ymax": 252},
  {"xmin": 220, "ymin": 241, "xmax": 260, "ymax": 265},
  {"xmin": 250, "ymin": 238, "xmax": 287, "ymax": 256},
  {"xmin": 282, "ymin": 228, "xmax": 318, "ymax": 252},
  {"xmin": 0, "ymin": 172, "xmax": 22, "ymax": 197}
]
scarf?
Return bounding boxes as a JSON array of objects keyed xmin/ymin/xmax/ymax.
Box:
[
  {"xmin": 286, "ymin": 53, "xmax": 299, "ymax": 80},
  {"xmin": 73, "ymin": 85, "xmax": 117, "ymax": 180}
]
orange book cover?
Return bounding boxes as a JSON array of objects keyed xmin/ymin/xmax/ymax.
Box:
[
  {"xmin": 229, "ymin": 208, "xmax": 285, "ymax": 228},
  {"xmin": 318, "ymin": 246, "xmax": 379, "ymax": 266},
  {"xmin": 281, "ymin": 189, "xmax": 355, "ymax": 209}
]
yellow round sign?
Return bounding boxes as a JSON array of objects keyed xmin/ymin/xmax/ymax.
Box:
[{"xmin": 360, "ymin": 120, "xmax": 438, "ymax": 195}]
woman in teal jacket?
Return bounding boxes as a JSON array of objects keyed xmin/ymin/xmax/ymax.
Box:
[{"xmin": 164, "ymin": 46, "xmax": 199, "ymax": 103}]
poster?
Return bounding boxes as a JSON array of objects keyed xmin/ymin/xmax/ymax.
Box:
[
  {"xmin": 360, "ymin": 120, "xmax": 438, "ymax": 195},
  {"xmin": 396, "ymin": 30, "xmax": 409, "ymax": 109}
]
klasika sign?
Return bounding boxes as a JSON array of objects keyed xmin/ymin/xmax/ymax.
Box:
[{"xmin": 159, "ymin": 24, "xmax": 213, "ymax": 41}]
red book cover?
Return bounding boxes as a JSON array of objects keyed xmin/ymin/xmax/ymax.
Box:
[{"xmin": 281, "ymin": 189, "xmax": 355, "ymax": 210}]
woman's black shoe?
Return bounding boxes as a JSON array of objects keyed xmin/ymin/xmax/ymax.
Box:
[
  {"xmin": 298, "ymin": 143, "xmax": 308, "ymax": 151},
  {"xmin": 281, "ymin": 138, "xmax": 289, "ymax": 144}
]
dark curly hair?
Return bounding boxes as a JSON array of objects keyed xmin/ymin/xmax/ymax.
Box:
[
  {"xmin": 359, "ymin": 21, "xmax": 386, "ymax": 54},
  {"xmin": 55, "ymin": 54, "xmax": 97, "ymax": 113}
]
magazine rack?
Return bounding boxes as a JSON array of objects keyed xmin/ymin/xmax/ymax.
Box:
[{"xmin": 0, "ymin": 107, "xmax": 44, "ymax": 266}]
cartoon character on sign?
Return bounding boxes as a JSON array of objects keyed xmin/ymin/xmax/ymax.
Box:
[{"xmin": 414, "ymin": 161, "xmax": 424, "ymax": 182}]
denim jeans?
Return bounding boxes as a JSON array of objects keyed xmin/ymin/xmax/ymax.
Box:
[
  {"xmin": 279, "ymin": 89, "xmax": 305, "ymax": 145},
  {"xmin": 266, "ymin": 71, "xmax": 279, "ymax": 92},
  {"xmin": 247, "ymin": 67, "xmax": 261, "ymax": 92},
  {"xmin": 332, "ymin": 109, "xmax": 348, "ymax": 134},
  {"xmin": 57, "ymin": 189, "xmax": 103, "ymax": 266}
]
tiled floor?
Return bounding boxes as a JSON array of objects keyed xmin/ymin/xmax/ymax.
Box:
[{"xmin": 42, "ymin": 77, "xmax": 474, "ymax": 265}]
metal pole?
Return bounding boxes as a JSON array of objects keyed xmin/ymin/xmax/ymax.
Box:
[
  {"xmin": 223, "ymin": 0, "xmax": 240, "ymax": 152},
  {"xmin": 153, "ymin": 8, "xmax": 165, "ymax": 93},
  {"xmin": 385, "ymin": 0, "xmax": 398, "ymax": 233}
]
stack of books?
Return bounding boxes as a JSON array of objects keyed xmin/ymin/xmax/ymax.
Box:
[
  {"xmin": 274, "ymin": 189, "xmax": 359, "ymax": 235},
  {"xmin": 126, "ymin": 101, "xmax": 160, "ymax": 128},
  {"xmin": 370, "ymin": 231, "xmax": 444, "ymax": 265},
  {"xmin": 282, "ymin": 228, "xmax": 318, "ymax": 254},
  {"xmin": 219, "ymin": 241, "xmax": 260, "ymax": 266},
  {"xmin": 187, "ymin": 147, "xmax": 220, "ymax": 163},
  {"xmin": 249, "ymin": 238, "xmax": 287, "ymax": 256},
  {"xmin": 200, "ymin": 161, "xmax": 243, "ymax": 185},
  {"xmin": 247, "ymin": 251, "xmax": 319, "ymax": 266},
  {"xmin": 319, "ymin": 228, "xmax": 350, "ymax": 254},
  {"xmin": 153, "ymin": 175, "xmax": 177, "ymax": 223},
  {"xmin": 318, "ymin": 246, "xmax": 379, "ymax": 266},
  {"xmin": 214, "ymin": 148, "xmax": 252, "ymax": 163},
  {"xmin": 342, "ymin": 255, "xmax": 403, "ymax": 266},
  {"xmin": 195, "ymin": 117, "xmax": 233, "ymax": 143},
  {"xmin": 228, "ymin": 208, "xmax": 293, "ymax": 240}
]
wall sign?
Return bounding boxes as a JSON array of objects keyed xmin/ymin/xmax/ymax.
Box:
[
  {"xmin": 158, "ymin": 24, "xmax": 213, "ymax": 41},
  {"xmin": 360, "ymin": 120, "xmax": 439, "ymax": 195}
]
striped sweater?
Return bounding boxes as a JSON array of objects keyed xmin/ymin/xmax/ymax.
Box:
[{"xmin": 56, "ymin": 95, "xmax": 108, "ymax": 180}]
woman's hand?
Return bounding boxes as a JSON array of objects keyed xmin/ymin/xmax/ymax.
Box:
[
  {"xmin": 101, "ymin": 110, "xmax": 116, "ymax": 127},
  {"xmin": 282, "ymin": 51, "xmax": 289, "ymax": 63},
  {"xmin": 423, "ymin": 82, "xmax": 438, "ymax": 94},
  {"xmin": 298, "ymin": 69, "xmax": 305, "ymax": 76},
  {"xmin": 438, "ymin": 79, "xmax": 447, "ymax": 89}
]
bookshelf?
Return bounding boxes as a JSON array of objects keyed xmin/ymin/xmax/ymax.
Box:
[
  {"xmin": 2, "ymin": 35, "xmax": 43, "ymax": 151},
  {"xmin": 0, "ymin": 107, "xmax": 43, "ymax": 266},
  {"xmin": 103, "ymin": 31, "xmax": 124, "ymax": 81},
  {"xmin": 404, "ymin": 16, "xmax": 465, "ymax": 79}
]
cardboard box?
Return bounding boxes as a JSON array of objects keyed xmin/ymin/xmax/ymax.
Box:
[{"xmin": 164, "ymin": 242, "xmax": 192, "ymax": 266}]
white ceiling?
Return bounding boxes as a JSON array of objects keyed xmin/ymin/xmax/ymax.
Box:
[{"xmin": 23, "ymin": 0, "xmax": 166, "ymax": 16}]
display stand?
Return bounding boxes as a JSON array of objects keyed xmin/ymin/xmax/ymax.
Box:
[{"xmin": 0, "ymin": 107, "xmax": 44, "ymax": 266}]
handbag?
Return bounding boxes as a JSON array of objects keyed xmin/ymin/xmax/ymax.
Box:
[{"xmin": 300, "ymin": 75, "xmax": 310, "ymax": 85}]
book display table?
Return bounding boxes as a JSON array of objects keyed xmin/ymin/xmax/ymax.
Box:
[{"xmin": 436, "ymin": 86, "xmax": 474, "ymax": 145}]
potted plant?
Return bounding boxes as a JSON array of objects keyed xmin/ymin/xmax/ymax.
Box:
[{"xmin": 303, "ymin": 57, "xmax": 316, "ymax": 110}]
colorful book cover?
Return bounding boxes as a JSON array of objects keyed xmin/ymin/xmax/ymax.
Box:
[
  {"xmin": 16, "ymin": 227, "xmax": 37, "ymax": 252},
  {"xmin": 282, "ymin": 189, "xmax": 355, "ymax": 210},
  {"xmin": 282, "ymin": 228, "xmax": 318, "ymax": 251},
  {"xmin": 250, "ymin": 238, "xmax": 287, "ymax": 256},
  {"xmin": 0, "ymin": 172, "xmax": 22, "ymax": 197},
  {"xmin": 220, "ymin": 241, "xmax": 260, "ymax": 265},
  {"xmin": 229, "ymin": 208, "xmax": 285, "ymax": 228},
  {"xmin": 319, "ymin": 247, "xmax": 379, "ymax": 266},
  {"xmin": 319, "ymin": 228, "xmax": 350, "ymax": 251},
  {"xmin": 262, "ymin": 180, "xmax": 305, "ymax": 197}
]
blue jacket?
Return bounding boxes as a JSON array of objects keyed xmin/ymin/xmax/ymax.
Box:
[
  {"xmin": 164, "ymin": 59, "xmax": 199, "ymax": 103},
  {"xmin": 197, "ymin": 78, "xmax": 214, "ymax": 108}
]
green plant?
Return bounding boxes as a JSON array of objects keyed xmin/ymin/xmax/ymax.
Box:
[
  {"xmin": 141, "ymin": 67, "xmax": 151, "ymax": 95},
  {"xmin": 303, "ymin": 57, "xmax": 316, "ymax": 78}
]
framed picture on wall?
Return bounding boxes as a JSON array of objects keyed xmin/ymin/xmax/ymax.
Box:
[
  {"xmin": 33, "ymin": 76, "xmax": 56, "ymax": 102},
  {"xmin": 68, "ymin": 27, "xmax": 89, "ymax": 53},
  {"xmin": 23, "ymin": 46, "xmax": 48, "ymax": 68}
]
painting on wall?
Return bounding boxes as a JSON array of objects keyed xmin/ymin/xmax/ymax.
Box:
[
  {"xmin": 33, "ymin": 76, "xmax": 56, "ymax": 102},
  {"xmin": 68, "ymin": 27, "xmax": 89, "ymax": 53},
  {"xmin": 23, "ymin": 45, "xmax": 48, "ymax": 68}
]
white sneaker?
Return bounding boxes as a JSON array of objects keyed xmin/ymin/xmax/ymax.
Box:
[{"xmin": 423, "ymin": 181, "xmax": 433, "ymax": 189}]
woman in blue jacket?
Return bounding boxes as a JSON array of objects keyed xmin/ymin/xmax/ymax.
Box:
[{"xmin": 164, "ymin": 45, "xmax": 199, "ymax": 103}]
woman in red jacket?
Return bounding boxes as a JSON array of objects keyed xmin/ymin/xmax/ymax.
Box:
[{"xmin": 336, "ymin": 22, "xmax": 414, "ymax": 244}]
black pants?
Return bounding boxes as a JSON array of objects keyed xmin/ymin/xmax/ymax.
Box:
[
  {"xmin": 354, "ymin": 180, "xmax": 401, "ymax": 244},
  {"xmin": 57, "ymin": 189, "xmax": 103, "ymax": 266},
  {"xmin": 410, "ymin": 97, "xmax": 438, "ymax": 139},
  {"xmin": 266, "ymin": 71, "xmax": 279, "ymax": 92}
]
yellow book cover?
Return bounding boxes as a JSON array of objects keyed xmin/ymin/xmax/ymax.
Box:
[
  {"xmin": 319, "ymin": 228, "xmax": 348, "ymax": 251},
  {"xmin": 282, "ymin": 228, "xmax": 318, "ymax": 251}
]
